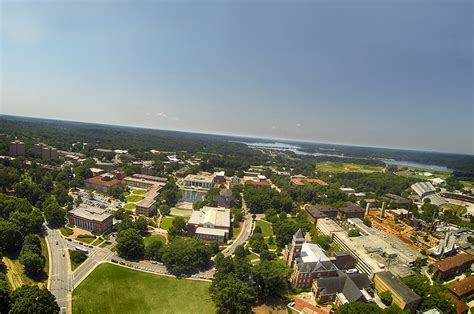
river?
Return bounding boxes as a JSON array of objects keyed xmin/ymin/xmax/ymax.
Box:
[{"xmin": 240, "ymin": 141, "xmax": 453, "ymax": 173}]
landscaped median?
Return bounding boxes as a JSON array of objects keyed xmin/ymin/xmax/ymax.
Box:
[{"xmin": 72, "ymin": 263, "xmax": 215, "ymax": 314}]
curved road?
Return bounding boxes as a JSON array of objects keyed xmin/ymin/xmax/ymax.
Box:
[{"xmin": 45, "ymin": 226, "xmax": 70, "ymax": 314}]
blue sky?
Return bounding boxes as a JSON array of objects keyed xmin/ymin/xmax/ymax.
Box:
[{"xmin": 1, "ymin": 0, "xmax": 472, "ymax": 154}]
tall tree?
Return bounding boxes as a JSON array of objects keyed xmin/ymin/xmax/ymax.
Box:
[
  {"xmin": 116, "ymin": 228, "xmax": 145, "ymax": 259},
  {"xmin": 9, "ymin": 285, "xmax": 60, "ymax": 314}
]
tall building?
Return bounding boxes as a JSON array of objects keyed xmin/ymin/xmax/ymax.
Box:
[
  {"xmin": 41, "ymin": 146, "xmax": 59, "ymax": 160},
  {"xmin": 9, "ymin": 140, "xmax": 25, "ymax": 156}
]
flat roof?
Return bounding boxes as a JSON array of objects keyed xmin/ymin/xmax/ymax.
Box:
[
  {"xmin": 300, "ymin": 242, "xmax": 330, "ymax": 263},
  {"xmin": 188, "ymin": 206, "xmax": 230, "ymax": 228},
  {"xmin": 69, "ymin": 205, "xmax": 112, "ymax": 222},
  {"xmin": 195, "ymin": 227, "xmax": 227, "ymax": 236}
]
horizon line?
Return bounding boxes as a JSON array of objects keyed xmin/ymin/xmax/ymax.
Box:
[{"xmin": 1, "ymin": 113, "xmax": 472, "ymax": 157}]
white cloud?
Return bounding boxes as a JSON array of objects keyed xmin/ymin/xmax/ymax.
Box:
[{"xmin": 154, "ymin": 111, "xmax": 182, "ymax": 122}]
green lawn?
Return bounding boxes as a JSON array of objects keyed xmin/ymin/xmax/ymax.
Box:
[
  {"xmin": 256, "ymin": 220, "xmax": 273, "ymax": 237},
  {"xmin": 144, "ymin": 235, "xmax": 166, "ymax": 247},
  {"xmin": 316, "ymin": 161, "xmax": 384, "ymax": 173},
  {"xmin": 132, "ymin": 189, "xmax": 147, "ymax": 195},
  {"xmin": 91, "ymin": 238, "xmax": 103, "ymax": 246},
  {"xmin": 126, "ymin": 195, "xmax": 143, "ymax": 203},
  {"xmin": 72, "ymin": 263, "xmax": 214, "ymax": 314},
  {"xmin": 69, "ymin": 250, "xmax": 87, "ymax": 271},
  {"xmin": 60, "ymin": 226, "xmax": 74, "ymax": 237},
  {"xmin": 76, "ymin": 235, "xmax": 96, "ymax": 244},
  {"xmin": 124, "ymin": 203, "xmax": 136, "ymax": 210},
  {"xmin": 40, "ymin": 237, "xmax": 49, "ymax": 274},
  {"xmin": 160, "ymin": 216, "xmax": 175, "ymax": 230},
  {"xmin": 232, "ymin": 227, "xmax": 241, "ymax": 240},
  {"xmin": 99, "ymin": 242, "xmax": 111, "ymax": 248}
]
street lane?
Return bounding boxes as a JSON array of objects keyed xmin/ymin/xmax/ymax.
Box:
[{"xmin": 45, "ymin": 227, "xmax": 69, "ymax": 314}]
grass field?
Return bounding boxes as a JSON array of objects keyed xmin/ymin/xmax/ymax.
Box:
[
  {"xmin": 41, "ymin": 237, "xmax": 49, "ymax": 274},
  {"xmin": 256, "ymin": 220, "xmax": 273, "ymax": 237},
  {"xmin": 3, "ymin": 244, "xmax": 49, "ymax": 290},
  {"xmin": 76, "ymin": 234, "xmax": 96, "ymax": 244},
  {"xmin": 99, "ymin": 242, "xmax": 111, "ymax": 248},
  {"xmin": 316, "ymin": 161, "xmax": 384, "ymax": 173},
  {"xmin": 160, "ymin": 216, "xmax": 175, "ymax": 230},
  {"xmin": 126, "ymin": 195, "xmax": 143, "ymax": 203},
  {"xmin": 60, "ymin": 226, "xmax": 74, "ymax": 237},
  {"xmin": 442, "ymin": 203, "xmax": 467, "ymax": 216},
  {"xmin": 461, "ymin": 180, "xmax": 474, "ymax": 189},
  {"xmin": 72, "ymin": 263, "xmax": 214, "ymax": 314},
  {"xmin": 91, "ymin": 238, "xmax": 103, "ymax": 246},
  {"xmin": 232, "ymin": 227, "xmax": 241, "ymax": 240},
  {"xmin": 132, "ymin": 189, "xmax": 147, "ymax": 195},
  {"xmin": 144, "ymin": 235, "xmax": 166, "ymax": 247},
  {"xmin": 69, "ymin": 250, "xmax": 87, "ymax": 271},
  {"xmin": 124, "ymin": 203, "xmax": 136, "ymax": 210}
]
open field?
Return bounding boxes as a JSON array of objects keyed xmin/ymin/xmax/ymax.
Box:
[
  {"xmin": 126, "ymin": 195, "xmax": 143, "ymax": 203},
  {"xmin": 316, "ymin": 161, "xmax": 384, "ymax": 173},
  {"xmin": 91, "ymin": 238, "xmax": 103, "ymax": 246},
  {"xmin": 232, "ymin": 227, "xmax": 241, "ymax": 240},
  {"xmin": 2, "ymin": 236, "xmax": 49, "ymax": 289},
  {"xmin": 160, "ymin": 216, "xmax": 175, "ymax": 230},
  {"xmin": 144, "ymin": 235, "xmax": 166, "ymax": 247},
  {"xmin": 69, "ymin": 250, "xmax": 87, "ymax": 271},
  {"xmin": 60, "ymin": 226, "xmax": 74, "ymax": 237},
  {"xmin": 461, "ymin": 180, "xmax": 474, "ymax": 189},
  {"xmin": 132, "ymin": 189, "xmax": 147, "ymax": 195},
  {"xmin": 256, "ymin": 220, "xmax": 273, "ymax": 237},
  {"xmin": 124, "ymin": 203, "xmax": 136, "ymax": 210},
  {"xmin": 72, "ymin": 263, "xmax": 214, "ymax": 314},
  {"xmin": 76, "ymin": 234, "xmax": 96, "ymax": 244}
]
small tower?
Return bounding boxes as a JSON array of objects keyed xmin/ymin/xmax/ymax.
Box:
[{"xmin": 286, "ymin": 228, "xmax": 305, "ymax": 267}]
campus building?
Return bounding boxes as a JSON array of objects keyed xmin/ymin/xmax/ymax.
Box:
[
  {"xmin": 184, "ymin": 174, "xmax": 215, "ymax": 189},
  {"xmin": 316, "ymin": 218, "xmax": 425, "ymax": 278},
  {"xmin": 431, "ymin": 254, "xmax": 474, "ymax": 281},
  {"xmin": 68, "ymin": 205, "xmax": 113, "ymax": 234},
  {"xmin": 135, "ymin": 184, "xmax": 163, "ymax": 217},
  {"xmin": 372, "ymin": 271, "xmax": 421, "ymax": 313},
  {"xmin": 41, "ymin": 146, "xmax": 59, "ymax": 160},
  {"xmin": 313, "ymin": 271, "xmax": 373, "ymax": 305},
  {"xmin": 9, "ymin": 140, "xmax": 25, "ymax": 156},
  {"xmin": 305, "ymin": 204, "xmax": 338, "ymax": 224},
  {"xmin": 290, "ymin": 177, "xmax": 329, "ymax": 187},
  {"xmin": 284, "ymin": 230, "xmax": 339, "ymax": 288},
  {"xmin": 187, "ymin": 206, "xmax": 230, "ymax": 242},
  {"xmin": 84, "ymin": 174, "xmax": 122, "ymax": 194}
]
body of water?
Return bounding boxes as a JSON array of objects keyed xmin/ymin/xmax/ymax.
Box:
[{"xmin": 241, "ymin": 141, "xmax": 454, "ymax": 173}]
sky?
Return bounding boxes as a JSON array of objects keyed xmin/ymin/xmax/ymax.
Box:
[{"xmin": 1, "ymin": 0, "xmax": 473, "ymax": 154}]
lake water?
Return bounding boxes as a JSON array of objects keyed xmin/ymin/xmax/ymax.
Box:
[{"xmin": 241, "ymin": 141, "xmax": 454, "ymax": 173}]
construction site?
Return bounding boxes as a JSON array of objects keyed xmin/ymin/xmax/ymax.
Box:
[{"xmin": 364, "ymin": 202, "xmax": 464, "ymax": 262}]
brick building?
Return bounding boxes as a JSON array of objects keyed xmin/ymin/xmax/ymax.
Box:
[
  {"xmin": 68, "ymin": 205, "xmax": 113, "ymax": 234},
  {"xmin": 432, "ymin": 254, "xmax": 474, "ymax": 281},
  {"xmin": 84, "ymin": 174, "xmax": 121, "ymax": 194}
]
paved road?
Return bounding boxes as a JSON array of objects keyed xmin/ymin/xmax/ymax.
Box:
[
  {"xmin": 222, "ymin": 197, "xmax": 254, "ymax": 257},
  {"xmin": 45, "ymin": 227, "xmax": 70, "ymax": 314}
]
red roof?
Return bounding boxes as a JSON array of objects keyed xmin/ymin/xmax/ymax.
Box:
[
  {"xmin": 433, "ymin": 254, "xmax": 474, "ymax": 272},
  {"xmin": 84, "ymin": 175, "xmax": 121, "ymax": 187},
  {"xmin": 244, "ymin": 179, "xmax": 271, "ymax": 187},
  {"xmin": 291, "ymin": 178, "xmax": 329, "ymax": 187},
  {"xmin": 448, "ymin": 276, "xmax": 474, "ymax": 298}
]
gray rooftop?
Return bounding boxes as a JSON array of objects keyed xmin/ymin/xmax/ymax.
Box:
[
  {"xmin": 69, "ymin": 205, "xmax": 112, "ymax": 222},
  {"xmin": 375, "ymin": 271, "xmax": 421, "ymax": 304}
]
